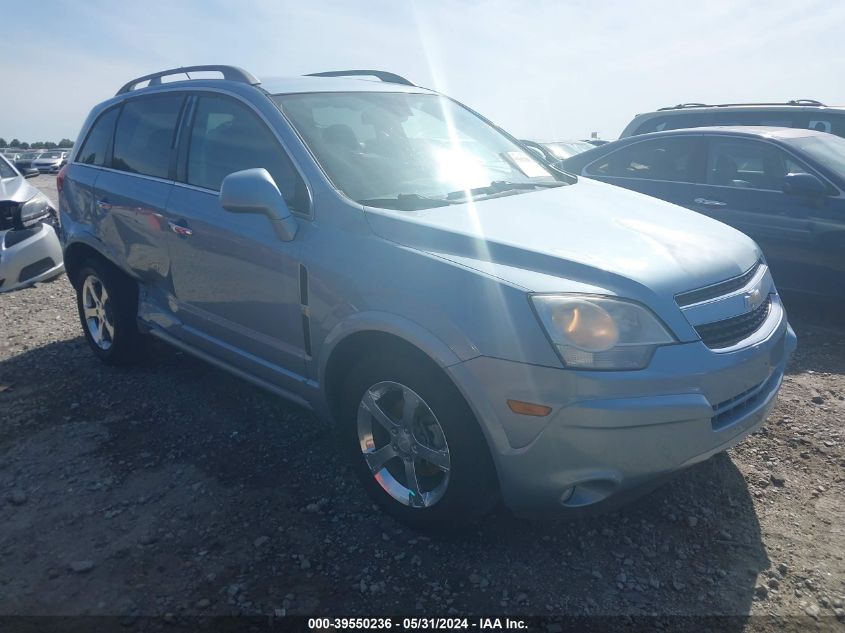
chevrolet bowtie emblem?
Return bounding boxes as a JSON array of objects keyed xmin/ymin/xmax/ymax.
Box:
[{"xmin": 744, "ymin": 287, "xmax": 763, "ymax": 310}]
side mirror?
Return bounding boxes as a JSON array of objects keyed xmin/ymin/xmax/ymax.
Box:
[
  {"xmin": 782, "ymin": 172, "xmax": 827, "ymax": 200},
  {"xmin": 219, "ymin": 168, "xmax": 298, "ymax": 241}
]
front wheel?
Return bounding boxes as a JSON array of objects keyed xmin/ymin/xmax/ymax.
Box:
[{"xmin": 341, "ymin": 354, "xmax": 498, "ymax": 532}]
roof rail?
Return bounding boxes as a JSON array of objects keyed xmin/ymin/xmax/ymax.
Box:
[
  {"xmin": 657, "ymin": 99, "xmax": 826, "ymax": 111},
  {"xmin": 305, "ymin": 70, "xmax": 415, "ymax": 87},
  {"xmin": 116, "ymin": 65, "xmax": 260, "ymax": 96},
  {"xmin": 659, "ymin": 102, "xmax": 710, "ymax": 110}
]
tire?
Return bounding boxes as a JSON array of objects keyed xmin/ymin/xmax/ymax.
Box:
[
  {"xmin": 340, "ymin": 352, "xmax": 498, "ymax": 532},
  {"xmin": 74, "ymin": 259, "xmax": 142, "ymax": 365}
]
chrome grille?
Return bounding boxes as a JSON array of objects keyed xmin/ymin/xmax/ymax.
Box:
[
  {"xmin": 695, "ymin": 296, "xmax": 772, "ymax": 349},
  {"xmin": 675, "ymin": 261, "xmax": 761, "ymax": 307}
]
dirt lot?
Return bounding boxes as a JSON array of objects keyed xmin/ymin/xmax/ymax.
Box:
[{"xmin": 0, "ymin": 176, "xmax": 843, "ymax": 630}]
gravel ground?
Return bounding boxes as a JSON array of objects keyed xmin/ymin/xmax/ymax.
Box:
[{"xmin": 0, "ymin": 176, "xmax": 843, "ymax": 630}]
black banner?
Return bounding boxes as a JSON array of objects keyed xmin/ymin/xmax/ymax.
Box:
[{"xmin": 0, "ymin": 615, "xmax": 840, "ymax": 633}]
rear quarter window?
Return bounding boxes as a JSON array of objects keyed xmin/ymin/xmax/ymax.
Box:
[{"xmin": 76, "ymin": 107, "xmax": 120, "ymax": 166}]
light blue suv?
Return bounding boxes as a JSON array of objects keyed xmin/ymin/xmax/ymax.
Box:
[{"xmin": 59, "ymin": 66, "xmax": 796, "ymax": 530}]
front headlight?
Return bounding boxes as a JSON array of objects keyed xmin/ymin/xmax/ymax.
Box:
[
  {"xmin": 531, "ymin": 295, "xmax": 676, "ymax": 370},
  {"xmin": 19, "ymin": 192, "xmax": 53, "ymax": 227}
]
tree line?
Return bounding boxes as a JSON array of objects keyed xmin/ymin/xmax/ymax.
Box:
[{"xmin": 0, "ymin": 137, "xmax": 74, "ymax": 150}]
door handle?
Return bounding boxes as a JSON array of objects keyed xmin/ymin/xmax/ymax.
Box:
[
  {"xmin": 96, "ymin": 199, "xmax": 112, "ymax": 211},
  {"xmin": 168, "ymin": 220, "xmax": 194, "ymax": 238},
  {"xmin": 693, "ymin": 197, "xmax": 727, "ymax": 207}
]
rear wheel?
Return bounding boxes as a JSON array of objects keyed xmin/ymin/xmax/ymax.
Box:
[
  {"xmin": 75, "ymin": 259, "xmax": 142, "ymax": 365},
  {"xmin": 341, "ymin": 353, "xmax": 497, "ymax": 531}
]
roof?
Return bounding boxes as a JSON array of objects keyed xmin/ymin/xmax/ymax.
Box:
[
  {"xmin": 657, "ymin": 99, "xmax": 830, "ymax": 111},
  {"xmin": 114, "ymin": 65, "xmax": 433, "ymax": 99}
]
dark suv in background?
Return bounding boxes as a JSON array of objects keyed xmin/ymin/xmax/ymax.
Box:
[{"xmin": 620, "ymin": 100, "xmax": 845, "ymax": 139}]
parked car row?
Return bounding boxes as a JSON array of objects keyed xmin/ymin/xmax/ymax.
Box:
[
  {"xmin": 13, "ymin": 151, "xmax": 44, "ymax": 177},
  {"xmin": 1, "ymin": 149, "xmax": 70, "ymax": 175},
  {"xmin": 32, "ymin": 150, "xmax": 68, "ymax": 173},
  {"xmin": 53, "ymin": 66, "xmax": 800, "ymax": 530}
]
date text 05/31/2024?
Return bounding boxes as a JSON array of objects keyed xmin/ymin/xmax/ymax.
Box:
[{"xmin": 307, "ymin": 618, "xmax": 528, "ymax": 630}]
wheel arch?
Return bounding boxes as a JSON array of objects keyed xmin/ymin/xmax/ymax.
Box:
[
  {"xmin": 63, "ymin": 241, "xmax": 111, "ymax": 288},
  {"xmin": 319, "ymin": 313, "xmax": 473, "ymax": 421},
  {"xmin": 63, "ymin": 240, "xmax": 137, "ymax": 292}
]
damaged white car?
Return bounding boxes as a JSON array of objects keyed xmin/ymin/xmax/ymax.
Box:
[{"xmin": 0, "ymin": 155, "xmax": 64, "ymax": 292}]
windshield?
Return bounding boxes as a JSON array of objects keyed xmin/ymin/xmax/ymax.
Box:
[
  {"xmin": 20, "ymin": 152, "xmax": 40, "ymax": 159},
  {"xmin": 42, "ymin": 151, "xmax": 62, "ymax": 158},
  {"xmin": 787, "ymin": 134, "xmax": 845, "ymax": 177},
  {"xmin": 273, "ymin": 92, "xmax": 562, "ymax": 209}
]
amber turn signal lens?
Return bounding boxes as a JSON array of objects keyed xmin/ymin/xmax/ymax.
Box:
[{"xmin": 506, "ymin": 399, "xmax": 552, "ymax": 417}]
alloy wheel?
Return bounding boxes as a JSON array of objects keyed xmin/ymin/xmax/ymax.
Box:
[
  {"xmin": 357, "ymin": 381, "xmax": 451, "ymax": 508},
  {"xmin": 81, "ymin": 274, "xmax": 115, "ymax": 351}
]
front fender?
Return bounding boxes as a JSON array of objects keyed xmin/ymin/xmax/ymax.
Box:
[{"xmin": 316, "ymin": 310, "xmax": 479, "ymax": 394}]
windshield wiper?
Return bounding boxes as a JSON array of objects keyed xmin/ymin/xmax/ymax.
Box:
[
  {"xmin": 446, "ymin": 180, "xmax": 563, "ymax": 201},
  {"xmin": 358, "ymin": 193, "xmax": 456, "ymax": 211},
  {"xmin": 359, "ymin": 181, "xmax": 563, "ymax": 209}
]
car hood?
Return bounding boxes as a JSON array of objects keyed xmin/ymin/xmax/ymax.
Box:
[
  {"xmin": 363, "ymin": 177, "xmax": 761, "ymax": 298},
  {"xmin": 0, "ymin": 176, "xmax": 37, "ymax": 204}
]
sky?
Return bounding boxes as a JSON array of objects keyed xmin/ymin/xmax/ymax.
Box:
[{"xmin": 2, "ymin": 0, "xmax": 845, "ymax": 144}]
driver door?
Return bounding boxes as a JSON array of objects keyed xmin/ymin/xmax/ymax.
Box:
[{"xmin": 164, "ymin": 93, "xmax": 311, "ymax": 388}]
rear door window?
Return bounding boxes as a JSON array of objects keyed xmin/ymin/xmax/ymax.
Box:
[
  {"xmin": 76, "ymin": 107, "xmax": 120, "ymax": 166},
  {"xmin": 586, "ymin": 136, "xmax": 703, "ymax": 183},
  {"xmin": 112, "ymin": 94, "xmax": 184, "ymax": 179}
]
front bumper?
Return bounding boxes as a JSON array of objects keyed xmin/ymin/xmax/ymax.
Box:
[
  {"xmin": 36, "ymin": 164, "xmax": 61, "ymax": 173},
  {"xmin": 448, "ymin": 299, "xmax": 796, "ymax": 516},
  {"xmin": 0, "ymin": 223, "xmax": 65, "ymax": 292}
]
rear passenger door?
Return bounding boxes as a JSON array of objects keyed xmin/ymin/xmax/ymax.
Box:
[
  {"xmin": 164, "ymin": 92, "xmax": 311, "ymax": 388},
  {"xmin": 93, "ymin": 93, "xmax": 185, "ymax": 302},
  {"xmin": 694, "ymin": 136, "xmax": 816, "ymax": 290},
  {"xmin": 63, "ymin": 106, "xmax": 121, "ymax": 236},
  {"xmin": 583, "ymin": 135, "xmax": 706, "ymax": 208}
]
